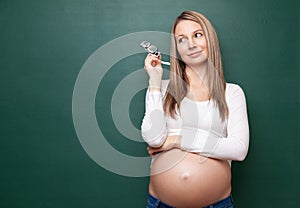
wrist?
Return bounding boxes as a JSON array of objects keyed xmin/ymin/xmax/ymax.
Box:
[
  {"xmin": 148, "ymin": 80, "xmax": 161, "ymax": 92},
  {"xmin": 172, "ymin": 135, "xmax": 182, "ymax": 149}
]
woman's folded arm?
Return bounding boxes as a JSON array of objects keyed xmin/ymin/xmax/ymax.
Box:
[
  {"xmin": 141, "ymin": 88, "xmax": 168, "ymax": 148},
  {"xmin": 180, "ymin": 84, "xmax": 250, "ymax": 161}
]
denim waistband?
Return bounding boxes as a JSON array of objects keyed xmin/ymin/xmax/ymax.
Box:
[
  {"xmin": 147, "ymin": 193, "xmax": 175, "ymax": 208},
  {"xmin": 203, "ymin": 195, "xmax": 234, "ymax": 208},
  {"xmin": 147, "ymin": 193, "xmax": 233, "ymax": 208}
]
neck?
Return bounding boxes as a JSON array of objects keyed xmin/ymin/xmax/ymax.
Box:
[{"xmin": 185, "ymin": 61, "xmax": 208, "ymax": 86}]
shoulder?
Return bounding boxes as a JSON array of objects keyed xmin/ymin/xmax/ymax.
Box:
[{"xmin": 225, "ymin": 83, "xmax": 247, "ymax": 101}]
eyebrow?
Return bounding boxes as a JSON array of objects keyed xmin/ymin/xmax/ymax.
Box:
[{"xmin": 175, "ymin": 29, "xmax": 204, "ymax": 38}]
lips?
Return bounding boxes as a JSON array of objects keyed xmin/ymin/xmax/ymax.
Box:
[{"xmin": 187, "ymin": 51, "xmax": 202, "ymax": 57}]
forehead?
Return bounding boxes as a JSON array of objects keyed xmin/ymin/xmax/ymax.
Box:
[{"xmin": 175, "ymin": 20, "xmax": 203, "ymax": 36}]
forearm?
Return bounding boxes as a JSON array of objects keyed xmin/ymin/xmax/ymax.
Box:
[
  {"xmin": 141, "ymin": 89, "xmax": 167, "ymax": 147},
  {"xmin": 178, "ymin": 128, "xmax": 249, "ymax": 161}
]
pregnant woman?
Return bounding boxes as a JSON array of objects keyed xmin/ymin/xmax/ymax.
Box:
[{"xmin": 141, "ymin": 11, "xmax": 249, "ymax": 208}]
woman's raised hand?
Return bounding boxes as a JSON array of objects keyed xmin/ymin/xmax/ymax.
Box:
[{"xmin": 144, "ymin": 53, "xmax": 163, "ymax": 91}]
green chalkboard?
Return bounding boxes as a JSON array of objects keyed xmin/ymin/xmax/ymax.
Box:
[{"xmin": 1, "ymin": 0, "xmax": 299, "ymax": 207}]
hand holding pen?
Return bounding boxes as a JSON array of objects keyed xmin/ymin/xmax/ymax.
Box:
[{"xmin": 140, "ymin": 41, "xmax": 166, "ymax": 91}]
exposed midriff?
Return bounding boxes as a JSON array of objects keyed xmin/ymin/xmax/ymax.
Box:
[{"xmin": 149, "ymin": 149, "xmax": 231, "ymax": 208}]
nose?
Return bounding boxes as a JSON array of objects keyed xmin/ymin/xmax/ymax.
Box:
[{"xmin": 187, "ymin": 38, "xmax": 196, "ymax": 49}]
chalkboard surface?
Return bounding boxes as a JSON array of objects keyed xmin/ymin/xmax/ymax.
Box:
[{"xmin": 1, "ymin": 0, "xmax": 299, "ymax": 207}]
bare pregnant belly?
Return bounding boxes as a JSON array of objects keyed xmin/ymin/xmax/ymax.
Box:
[{"xmin": 149, "ymin": 149, "xmax": 231, "ymax": 208}]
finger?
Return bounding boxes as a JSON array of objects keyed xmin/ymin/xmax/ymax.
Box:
[
  {"xmin": 147, "ymin": 149, "xmax": 153, "ymax": 156},
  {"xmin": 151, "ymin": 58, "xmax": 162, "ymax": 67},
  {"xmin": 147, "ymin": 147, "xmax": 154, "ymax": 155},
  {"xmin": 145, "ymin": 59, "xmax": 160, "ymax": 69},
  {"xmin": 157, "ymin": 52, "xmax": 162, "ymax": 60},
  {"xmin": 148, "ymin": 150, "xmax": 154, "ymax": 157},
  {"xmin": 146, "ymin": 53, "xmax": 160, "ymax": 62},
  {"xmin": 151, "ymin": 60, "xmax": 157, "ymax": 67},
  {"xmin": 144, "ymin": 54, "xmax": 158, "ymax": 68},
  {"xmin": 148, "ymin": 150, "xmax": 155, "ymax": 157},
  {"xmin": 147, "ymin": 147, "xmax": 154, "ymax": 156},
  {"xmin": 149, "ymin": 147, "xmax": 162, "ymax": 156}
]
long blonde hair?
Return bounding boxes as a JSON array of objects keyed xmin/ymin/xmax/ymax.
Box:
[{"xmin": 163, "ymin": 11, "xmax": 228, "ymax": 121}]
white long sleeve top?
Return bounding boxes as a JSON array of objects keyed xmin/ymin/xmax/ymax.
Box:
[{"xmin": 141, "ymin": 80, "xmax": 249, "ymax": 162}]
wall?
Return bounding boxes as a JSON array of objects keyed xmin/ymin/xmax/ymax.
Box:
[{"xmin": 1, "ymin": 0, "xmax": 299, "ymax": 207}]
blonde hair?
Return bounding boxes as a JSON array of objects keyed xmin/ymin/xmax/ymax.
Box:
[{"xmin": 163, "ymin": 10, "xmax": 228, "ymax": 121}]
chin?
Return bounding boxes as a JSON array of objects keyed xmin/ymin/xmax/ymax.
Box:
[{"xmin": 186, "ymin": 59, "xmax": 208, "ymax": 68}]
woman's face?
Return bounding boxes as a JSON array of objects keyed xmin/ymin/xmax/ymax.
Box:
[{"xmin": 174, "ymin": 20, "xmax": 208, "ymax": 67}]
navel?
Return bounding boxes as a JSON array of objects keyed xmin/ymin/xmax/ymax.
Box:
[{"xmin": 181, "ymin": 172, "xmax": 191, "ymax": 181}]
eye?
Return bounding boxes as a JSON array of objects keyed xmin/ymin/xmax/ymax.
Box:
[
  {"xmin": 195, "ymin": 32, "xmax": 203, "ymax": 38},
  {"xmin": 177, "ymin": 37, "xmax": 186, "ymax": 44}
]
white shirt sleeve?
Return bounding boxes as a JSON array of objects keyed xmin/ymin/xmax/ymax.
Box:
[
  {"xmin": 180, "ymin": 84, "xmax": 250, "ymax": 161},
  {"xmin": 141, "ymin": 82, "xmax": 168, "ymax": 147}
]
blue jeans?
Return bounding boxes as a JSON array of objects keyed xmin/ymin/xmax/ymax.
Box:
[{"xmin": 146, "ymin": 193, "xmax": 234, "ymax": 208}]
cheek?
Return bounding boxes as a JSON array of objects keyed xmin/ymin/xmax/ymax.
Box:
[
  {"xmin": 176, "ymin": 47, "xmax": 185, "ymax": 58},
  {"xmin": 198, "ymin": 39, "xmax": 208, "ymax": 56},
  {"xmin": 196, "ymin": 38, "xmax": 207, "ymax": 48}
]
